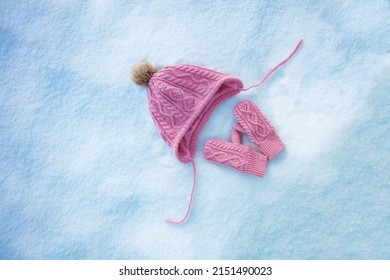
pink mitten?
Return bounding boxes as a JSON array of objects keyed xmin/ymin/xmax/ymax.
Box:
[
  {"xmin": 233, "ymin": 100, "xmax": 285, "ymax": 159},
  {"xmin": 203, "ymin": 138, "xmax": 267, "ymax": 177}
]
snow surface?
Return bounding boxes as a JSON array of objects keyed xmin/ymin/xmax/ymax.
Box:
[{"xmin": 0, "ymin": 0, "xmax": 389, "ymax": 259}]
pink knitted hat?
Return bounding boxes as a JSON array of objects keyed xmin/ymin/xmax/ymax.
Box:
[
  {"xmin": 146, "ymin": 64, "xmax": 243, "ymax": 163},
  {"xmin": 131, "ymin": 39, "xmax": 303, "ymax": 224}
]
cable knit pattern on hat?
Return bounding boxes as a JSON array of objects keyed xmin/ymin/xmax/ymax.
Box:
[
  {"xmin": 147, "ymin": 64, "xmax": 243, "ymax": 163},
  {"xmin": 203, "ymin": 138, "xmax": 268, "ymax": 177},
  {"xmin": 233, "ymin": 100, "xmax": 285, "ymax": 159}
]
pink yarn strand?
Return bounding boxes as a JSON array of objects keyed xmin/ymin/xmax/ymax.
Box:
[
  {"xmin": 242, "ymin": 39, "xmax": 303, "ymax": 91},
  {"xmin": 165, "ymin": 160, "xmax": 197, "ymax": 224}
]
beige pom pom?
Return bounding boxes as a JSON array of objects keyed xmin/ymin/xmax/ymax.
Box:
[{"xmin": 131, "ymin": 62, "xmax": 156, "ymax": 85}]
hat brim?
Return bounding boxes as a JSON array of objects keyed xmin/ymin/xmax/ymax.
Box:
[{"xmin": 173, "ymin": 77, "xmax": 243, "ymax": 163}]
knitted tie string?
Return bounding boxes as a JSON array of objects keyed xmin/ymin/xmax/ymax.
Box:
[
  {"xmin": 242, "ymin": 39, "xmax": 303, "ymax": 91},
  {"xmin": 165, "ymin": 160, "xmax": 197, "ymax": 224}
]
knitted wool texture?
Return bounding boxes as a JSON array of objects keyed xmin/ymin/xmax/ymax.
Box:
[
  {"xmin": 233, "ymin": 100, "xmax": 285, "ymax": 159},
  {"xmin": 147, "ymin": 64, "xmax": 243, "ymax": 163},
  {"xmin": 202, "ymin": 100, "xmax": 284, "ymax": 177},
  {"xmin": 203, "ymin": 138, "xmax": 268, "ymax": 177}
]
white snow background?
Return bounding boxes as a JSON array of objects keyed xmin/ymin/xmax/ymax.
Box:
[{"xmin": 0, "ymin": 0, "xmax": 389, "ymax": 259}]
